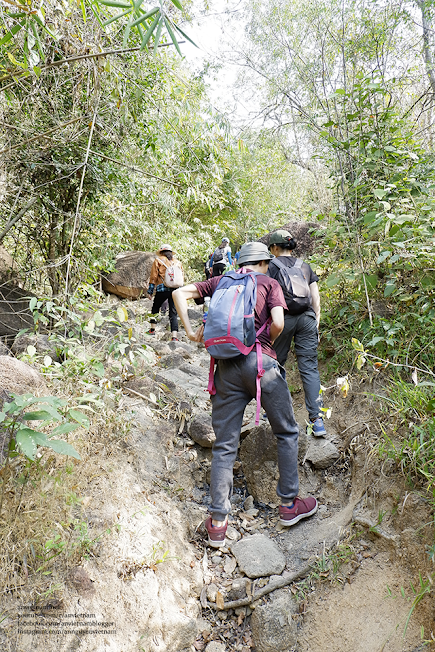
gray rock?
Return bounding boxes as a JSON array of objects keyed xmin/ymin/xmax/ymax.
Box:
[
  {"xmin": 251, "ymin": 593, "xmax": 298, "ymax": 652},
  {"xmin": 244, "ymin": 495, "xmax": 254, "ymax": 511},
  {"xmin": 305, "ymin": 438, "xmax": 340, "ymax": 469},
  {"xmin": 0, "ymin": 341, "xmax": 10, "ymax": 356},
  {"xmin": 160, "ymin": 353, "xmax": 185, "ymax": 369},
  {"xmin": 226, "ymin": 577, "xmax": 249, "ymax": 601},
  {"xmin": 168, "ymin": 340, "xmax": 194, "ymax": 353},
  {"xmin": 226, "ymin": 525, "xmax": 241, "ymax": 542},
  {"xmin": 187, "ymin": 308, "xmax": 204, "ymax": 321},
  {"xmin": 230, "ymin": 534, "xmax": 286, "ymax": 578},
  {"xmin": 179, "ymin": 363, "xmax": 197, "ymax": 376},
  {"xmin": 189, "ymin": 413, "xmax": 215, "ymax": 448},
  {"xmin": 0, "ymin": 355, "xmax": 47, "ymax": 396},
  {"xmin": 240, "ymin": 423, "xmax": 308, "ymax": 504},
  {"xmin": 12, "ymin": 333, "xmax": 60, "ymax": 361},
  {"xmin": 145, "ymin": 340, "xmax": 171, "ymax": 356},
  {"xmin": 205, "ymin": 642, "xmax": 226, "ymax": 652}
]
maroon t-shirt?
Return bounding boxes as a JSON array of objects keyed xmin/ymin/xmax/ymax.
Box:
[{"xmin": 194, "ymin": 271, "xmax": 287, "ymax": 359}]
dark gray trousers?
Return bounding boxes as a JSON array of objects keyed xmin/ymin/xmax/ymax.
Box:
[
  {"xmin": 210, "ymin": 351, "xmax": 299, "ymax": 521},
  {"xmin": 273, "ymin": 311, "xmax": 323, "ymax": 421}
]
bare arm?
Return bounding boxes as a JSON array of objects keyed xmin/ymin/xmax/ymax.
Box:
[
  {"xmin": 270, "ymin": 306, "xmax": 284, "ymax": 344},
  {"xmin": 172, "ymin": 285, "xmax": 204, "ymax": 342},
  {"xmin": 310, "ymin": 282, "xmax": 321, "ymax": 329}
]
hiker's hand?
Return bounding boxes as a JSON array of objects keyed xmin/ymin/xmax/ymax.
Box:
[{"xmin": 188, "ymin": 324, "xmax": 204, "ymax": 343}]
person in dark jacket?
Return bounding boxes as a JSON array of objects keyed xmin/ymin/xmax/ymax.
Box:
[{"xmin": 268, "ymin": 230, "xmax": 326, "ymax": 437}]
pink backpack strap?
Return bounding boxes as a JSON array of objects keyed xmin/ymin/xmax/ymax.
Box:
[
  {"xmin": 254, "ymin": 318, "xmax": 271, "ymax": 425},
  {"xmin": 207, "ymin": 357, "xmax": 217, "ymax": 395}
]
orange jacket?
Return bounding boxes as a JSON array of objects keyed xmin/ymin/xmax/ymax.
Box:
[{"xmin": 149, "ymin": 255, "xmax": 183, "ymax": 286}]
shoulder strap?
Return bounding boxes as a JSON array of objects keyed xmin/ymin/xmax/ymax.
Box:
[
  {"xmin": 270, "ymin": 257, "xmax": 286, "ymax": 272},
  {"xmin": 294, "ymin": 258, "xmax": 303, "ymax": 269}
]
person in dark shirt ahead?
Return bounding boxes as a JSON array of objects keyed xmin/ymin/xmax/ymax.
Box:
[
  {"xmin": 173, "ymin": 242, "xmax": 318, "ymax": 548},
  {"xmin": 268, "ymin": 229, "xmax": 326, "ymax": 437}
]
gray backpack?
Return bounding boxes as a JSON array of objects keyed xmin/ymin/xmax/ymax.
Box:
[{"xmin": 270, "ymin": 258, "xmax": 312, "ymax": 315}]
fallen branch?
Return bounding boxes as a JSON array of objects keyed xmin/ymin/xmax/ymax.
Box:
[
  {"xmin": 208, "ymin": 563, "xmax": 312, "ymax": 610},
  {"xmin": 123, "ymin": 387, "xmax": 158, "ymax": 405}
]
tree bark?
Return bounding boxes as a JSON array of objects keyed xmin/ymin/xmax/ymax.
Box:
[{"xmin": 416, "ymin": 0, "xmax": 435, "ymax": 95}]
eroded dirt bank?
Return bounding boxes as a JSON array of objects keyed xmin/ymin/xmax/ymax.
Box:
[{"xmin": 1, "ymin": 298, "xmax": 434, "ymax": 652}]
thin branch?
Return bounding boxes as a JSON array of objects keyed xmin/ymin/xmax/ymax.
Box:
[
  {"xmin": 64, "ymin": 101, "xmax": 100, "ymax": 300},
  {"xmin": 81, "ymin": 148, "xmax": 181, "ymax": 187},
  {"xmin": 0, "ymin": 42, "xmax": 185, "ymax": 91},
  {"xmin": 0, "ymin": 116, "xmax": 88, "ymax": 156},
  {"xmin": 0, "ymin": 197, "xmax": 38, "ymax": 243}
]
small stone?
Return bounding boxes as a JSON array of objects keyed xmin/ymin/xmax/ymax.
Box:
[
  {"xmin": 223, "ymin": 556, "xmax": 237, "ymax": 575},
  {"xmin": 235, "ymin": 606, "xmax": 252, "ymax": 617},
  {"xmin": 227, "ymin": 578, "xmax": 249, "ymax": 601},
  {"xmin": 251, "ymin": 593, "xmax": 297, "ymax": 651},
  {"xmin": 244, "ymin": 496, "xmax": 254, "ymax": 510},
  {"xmin": 230, "ymin": 534, "xmax": 286, "ymax": 579},
  {"xmin": 205, "ymin": 642, "xmax": 226, "ymax": 652},
  {"xmin": 207, "ymin": 583, "xmax": 218, "ymax": 602},
  {"xmin": 216, "ymin": 610, "xmax": 228, "ymax": 620},
  {"xmin": 231, "ymin": 494, "xmax": 243, "ymax": 504},
  {"xmin": 211, "ymin": 555, "xmax": 222, "ymax": 565},
  {"xmin": 244, "ymin": 508, "xmax": 259, "ymax": 518},
  {"xmin": 226, "ymin": 526, "xmax": 241, "ymax": 542},
  {"xmin": 189, "ymin": 413, "xmax": 216, "ymax": 448},
  {"xmin": 305, "ymin": 438, "xmax": 340, "ymax": 469}
]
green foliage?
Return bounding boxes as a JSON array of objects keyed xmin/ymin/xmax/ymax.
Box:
[
  {"xmin": 0, "ymin": 394, "xmax": 86, "ymax": 519},
  {"xmin": 0, "ymin": 394, "xmax": 83, "ymax": 463}
]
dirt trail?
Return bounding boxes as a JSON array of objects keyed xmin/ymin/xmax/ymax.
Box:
[{"xmin": 2, "ymin": 300, "xmax": 434, "ymax": 652}]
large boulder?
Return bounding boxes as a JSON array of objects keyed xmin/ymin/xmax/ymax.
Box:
[
  {"xmin": 102, "ymin": 251, "xmax": 156, "ymax": 300},
  {"xmin": 258, "ymin": 221, "xmax": 322, "ymax": 257},
  {"xmin": 0, "ymin": 355, "xmax": 47, "ymax": 396},
  {"xmin": 239, "ymin": 423, "xmax": 308, "ymax": 505},
  {"xmin": 0, "ymin": 283, "xmax": 36, "ymax": 342}
]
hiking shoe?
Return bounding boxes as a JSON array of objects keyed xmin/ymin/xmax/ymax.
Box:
[
  {"xmin": 279, "ymin": 496, "xmax": 318, "ymax": 527},
  {"xmin": 205, "ymin": 517, "xmax": 227, "ymax": 548},
  {"xmin": 171, "ymin": 337, "xmax": 179, "ymax": 342},
  {"xmin": 310, "ymin": 417, "xmax": 327, "ymax": 437},
  {"xmin": 146, "ymin": 329, "xmax": 156, "ymax": 336}
]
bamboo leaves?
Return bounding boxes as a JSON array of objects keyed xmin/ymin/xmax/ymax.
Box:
[{"xmin": 0, "ymin": 0, "xmax": 193, "ymax": 77}]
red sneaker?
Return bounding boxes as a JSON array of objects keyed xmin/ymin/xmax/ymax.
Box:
[
  {"xmin": 279, "ymin": 496, "xmax": 318, "ymax": 527},
  {"xmin": 205, "ymin": 517, "xmax": 227, "ymax": 548}
]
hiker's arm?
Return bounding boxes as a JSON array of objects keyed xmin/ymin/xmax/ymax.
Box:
[
  {"xmin": 172, "ymin": 285, "xmax": 204, "ymax": 342},
  {"xmin": 310, "ymin": 282, "xmax": 321, "ymax": 328},
  {"xmin": 270, "ymin": 306, "xmax": 285, "ymax": 345}
]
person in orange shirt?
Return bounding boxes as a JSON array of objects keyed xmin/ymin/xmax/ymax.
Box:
[{"xmin": 147, "ymin": 244, "xmax": 183, "ymax": 342}]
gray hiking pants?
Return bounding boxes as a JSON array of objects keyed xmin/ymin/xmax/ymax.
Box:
[
  {"xmin": 210, "ymin": 351, "xmax": 299, "ymax": 521},
  {"xmin": 273, "ymin": 311, "xmax": 323, "ymax": 421}
]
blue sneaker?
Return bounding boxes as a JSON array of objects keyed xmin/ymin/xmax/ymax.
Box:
[{"xmin": 310, "ymin": 417, "xmax": 327, "ymax": 437}]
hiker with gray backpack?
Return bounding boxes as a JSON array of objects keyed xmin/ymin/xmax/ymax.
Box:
[
  {"xmin": 210, "ymin": 237, "xmax": 232, "ymax": 277},
  {"xmin": 173, "ymin": 242, "xmax": 318, "ymax": 548},
  {"xmin": 267, "ymin": 229, "xmax": 326, "ymax": 437}
]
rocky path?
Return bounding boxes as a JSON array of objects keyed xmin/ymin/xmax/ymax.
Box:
[
  {"xmin": 4, "ymin": 299, "xmax": 433, "ymax": 652},
  {"xmin": 118, "ymin": 305, "xmax": 433, "ymax": 652}
]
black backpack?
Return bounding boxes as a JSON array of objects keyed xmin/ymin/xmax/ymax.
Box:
[
  {"xmin": 213, "ymin": 246, "xmax": 225, "ymax": 264},
  {"xmin": 270, "ymin": 258, "xmax": 312, "ymax": 314}
]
